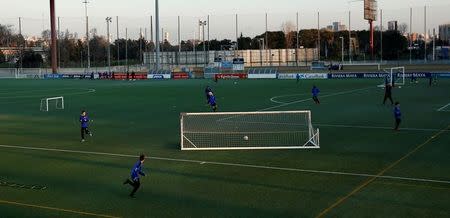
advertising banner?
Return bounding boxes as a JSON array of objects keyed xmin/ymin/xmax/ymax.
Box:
[
  {"xmin": 215, "ymin": 73, "xmax": 247, "ymax": 79},
  {"xmin": 248, "ymin": 74, "xmax": 277, "ymax": 79},
  {"xmin": 148, "ymin": 74, "xmax": 171, "ymax": 79}
]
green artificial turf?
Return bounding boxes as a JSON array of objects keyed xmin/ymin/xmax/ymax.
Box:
[{"xmin": 0, "ymin": 78, "xmax": 449, "ymax": 218}]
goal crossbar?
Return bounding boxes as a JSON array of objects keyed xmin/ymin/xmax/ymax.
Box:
[
  {"xmin": 180, "ymin": 111, "xmax": 320, "ymax": 151},
  {"xmin": 40, "ymin": 96, "xmax": 64, "ymax": 112}
]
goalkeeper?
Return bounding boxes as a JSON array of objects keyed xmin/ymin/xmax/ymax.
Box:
[{"xmin": 123, "ymin": 154, "xmax": 146, "ymax": 198}]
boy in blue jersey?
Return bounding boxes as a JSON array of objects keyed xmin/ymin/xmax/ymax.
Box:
[
  {"xmin": 80, "ymin": 111, "xmax": 92, "ymax": 142},
  {"xmin": 205, "ymin": 86, "xmax": 213, "ymax": 103},
  {"xmin": 123, "ymin": 154, "xmax": 146, "ymax": 198},
  {"xmin": 312, "ymin": 85, "xmax": 320, "ymax": 104},
  {"xmin": 394, "ymin": 102, "xmax": 402, "ymax": 131},
  {"xmin": 208, "ymin": 92, "xmax": 218, "ymax": 112}
]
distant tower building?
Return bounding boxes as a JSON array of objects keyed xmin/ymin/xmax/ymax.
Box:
[
  {"xmin": 339, "ymin": 24, "xmax": 347, "ymax": 31},
  {"xmin": 439, "ymin": 24, "xmax": 450, "ymax": 43},
  {"xmin": 164, "ymin": 32, "xmax": 170, "ymax": 43},
  {"xmin": 388, "ymin": 21, "xmax": 398, "ymax": 31},
  {"xmin": 326, "ymin": 25, "xmax": 333, "ymax": 31},
  {"xmin": 333, "ymin": 22, "xmax": 340, "ymax": 32}
]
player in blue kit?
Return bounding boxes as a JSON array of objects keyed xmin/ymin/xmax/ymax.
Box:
[
  {"xmin": 123, "ymin": 154, "xmax": 146, "ymax": 198},
  {"xmin": 394, "ymin": 102, "xmax": 402, "ymax": 131},
  {"xmin": 208, "ymin": 92, "xmax": 218, "ymax": 112},
  {"xmin": 80, "ymin": 110, "xmax": 92, "ymax": 142},
  {"xmin": 312, "ymin": 85, "xmax": 320, "ymax": 104},
  {"xmin": 205, "ymin": 86, "xmax": 213, "ymax": 103}
]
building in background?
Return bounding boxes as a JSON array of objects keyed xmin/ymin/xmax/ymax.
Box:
[
  {"xmin": 326, "ymin": 22, "xmax": 347, "ymax": 32},
  {"xmin": 388, "ymin": 21, "xmax": 398, "ymax": 31},
  {"xmin": 164, "ymin": 32, "xmax": 170, "ymax": 43},
  {"xmin": 439, "ymin": 24, "xmax": 450, "ymax": 43}
]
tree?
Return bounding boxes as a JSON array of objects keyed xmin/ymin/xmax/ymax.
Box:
[
  {"xmin": 398, "ymin": 23, "xmax": 408, "ymax": 35},
  {"xmin": 237, "ymin": 33, "xmax": 252, "ymax": 50},
  {"xmin": 255, "ymin": 31, "xmax": 285, "ymax": 49},
  {"xmin": 19, "ymin": 50, "xmax": 43, "ymax": 68},
  {"xmin": 282, "ymin": 21, "xmax": 296, "ymax": 48},
  {"xmin": 381, "ymin": 30, "xmax": 408, "ymax": 60},
  {"xmin": 299, "ymin": 29, "xmax": 318, "ymax": 48}
]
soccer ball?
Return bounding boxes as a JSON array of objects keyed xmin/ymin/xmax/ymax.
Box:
[{"xmin": 243, "ymin": 136, "xmax": 249, "ymax": 141}]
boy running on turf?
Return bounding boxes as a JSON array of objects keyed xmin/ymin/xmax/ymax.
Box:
[
  {"xmin": 394, "ymin": 102, "xmax": 402, "ymax": 131},
  {"xmin": 312, "ymin": 85, "xmax": 320, "ymax": 104},
  {"xmin": 80, "ymin": 111, "xmax": 92, "ymax": 142},
  {"xmin": 205, "ymin": 86, "xmax": 213, "ymax": 103},
  {"xmin": 383, "ymin": 84, "xmax": 394, "ymax": 105},
  {"xmin": 208, "ymin": 92, "xmax": 218, "ymax": 112},
  {"xmin": 123, "ymin": 154, "xmax": 146, "ymax": 198}
]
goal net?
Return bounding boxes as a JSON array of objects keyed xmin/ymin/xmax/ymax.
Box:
[
  {"xmin": 379, "ymin": 67, "xmax": 405, "ymax": 87},
  {"xmin": 180, "ymin": 111, "xmax": 320, "ymax": 150},
  {"xmin": 40, "ymin": 97, "xmax": 64, "ymax": 112}
]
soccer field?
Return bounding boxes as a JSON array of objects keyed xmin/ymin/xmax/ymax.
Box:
[{"xmin": 0, "ymin": 78, "xmax": 449, "ymax": 218}]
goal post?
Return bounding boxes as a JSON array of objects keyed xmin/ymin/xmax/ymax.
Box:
[
  {"xmin": 40, "ymin": 96, "xmax": 64, "ymax": 112},
  {"xmin": 379, "ymin": 67, "xmax": 405, "ymax": 87},
  {"xmin": 180, "ymin": 111, "xmax": 320, "ymax": 150}
]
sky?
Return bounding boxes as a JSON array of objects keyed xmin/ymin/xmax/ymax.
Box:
[{"xmin": 1, "ymin": 0, "xmax": 449, "ymax": 43}]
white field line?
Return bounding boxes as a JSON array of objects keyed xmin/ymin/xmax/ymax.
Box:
[
  {"xmin": 437, "ymin": 103, "xmax": 450, "ymax": 112},
  {"xmin": 270, "ymin": 93, "xmax": 310, "ymax": 104},
  {"xmin": 315, "ymin": 124, "xmax": 450, "ymax": 132},
  {"xmin": 0, "ymin": 88, "xmax": 96, "ymax": 99},
  {"xmin": 217, "ymin": 120, "xmax": 447, "ymax": 132},
  {"xmin": 263, "ymin": 87, "xmax": 374, "ymax": 111},
  {"xmin": 217, "ymin": 87, "xmax": 375, "ymax": 122},
  {"xmin": 0, "ymin": 144, "xmax": 449, "ymax": 185}
]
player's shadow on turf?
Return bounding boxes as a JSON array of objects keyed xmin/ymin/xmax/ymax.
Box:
[{"xmin": 150, "ymin": 168, "xmax": 328, "ymax": 195}]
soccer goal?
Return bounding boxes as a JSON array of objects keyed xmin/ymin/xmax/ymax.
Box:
[
  {"xmin": 180, "ymin": 111, "xmax": 320, "ymax": 150},
  {"xmin": 379, "ymin": 67, "xmax": 405, "ymax": 87},
  {"xmin": 40, "ymin": 96, "xmax": 64, "ymax": 112}
]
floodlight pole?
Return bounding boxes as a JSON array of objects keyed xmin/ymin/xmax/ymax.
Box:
[
  {"xmin": 369, "ymin": 19, "xmax": 374, "ymax": 60},
  {"xmin": 296, "ymin": 12, "xmax": 299, "ymax": 66},
  {"xmin": 125, "ymin": 28, "xmax": 128, "ymax": 72},
  {"xmin": 116, "ymin": 16, "xmax": 120, "ymax": 68},
  {"xmin": 432, "ymin": 28, "xmax": 436, "ymax": 61},
  {"xmin": 155, "ymin": 0, "xmax": 160, "ymax": 70},
  {"xmin": 235, "ymin": 14, "xmax": 239, "ymax": 56},
  {"xmin": 50, "ymin": 0, "xmax": 57, "ymax": 73},
  {"xmin": 317, "ymin": 11, "xmax": 320, "ymax": 61},
  {"xmin": 340, "ymin": 37, "xmax": 344, "ymax": 63},
  {"xmin": 380, "ymin": 9, "xmax": 383, "ymax": 63},
  {"xmin": 199, "ymin": 20, "xmax": 207, "ymax": 66},
  {"xmin": 424, "ymin": 5, "xmax": 427, "ymax": 62},
  {"xmin": 83, "ymin": 0, "xmax": 90, "ymax": 70},
  {"xmin": 409, "ymin": 7, "xmax": 412, "ymax": 64},
  {"xmin": 349, "ymin": 11, "xmax": 352, "ymax": 64},
  {"xmin": 106, "ymin": 17, "xmax": 112, "ymax": 73},
  {"xmin": 178, "ymin": 15, "xmax": 181, "ymax": 66},
  {"xmin": 58, "ymin": 16, "xmax": 61, "ymax": 69}
]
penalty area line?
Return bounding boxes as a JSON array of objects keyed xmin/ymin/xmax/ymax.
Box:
[
  {"xmin": 0, "ymin": 144, "xmax": 449, "ymax": 186},
  {"xmin": 264, "ymin": 87, "xmax": 375, "ymax": 111},
  {"xmin": 0, "ymin": 199, "xmax": 120, "ymax": 218},
  {"xmin": 437, "ymin": 102, "xmax": 450, "ymax": 112}
]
